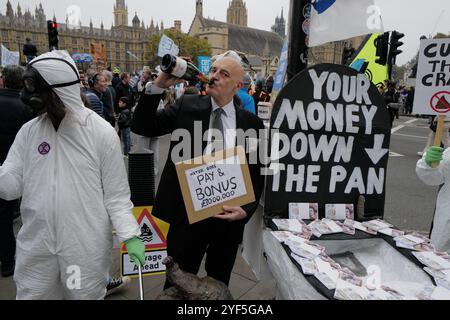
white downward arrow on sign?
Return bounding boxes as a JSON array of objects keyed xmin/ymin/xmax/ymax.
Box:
[{"xmin": 365, "ymin": 134, "xmax": 389, "ymax": 165}]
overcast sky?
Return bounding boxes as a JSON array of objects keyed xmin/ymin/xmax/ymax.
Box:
[{"xmin": 3, "ymin": 0, "xmax": 450, "ymax": 65}]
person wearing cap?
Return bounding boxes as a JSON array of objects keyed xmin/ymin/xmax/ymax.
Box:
[
  {"xmin": 0, "ymin": 51, "xmax": 144, "ymax": 299},
  {"xmin": 112, "ymin": 67, "xmax": 121, "ymax": 89},
  {"xmin": 236, "ymin": 74, "xmax": 256, "ymax": 114}
]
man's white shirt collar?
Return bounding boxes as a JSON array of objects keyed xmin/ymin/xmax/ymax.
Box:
[
  {"xmin": 211, "ymin": 97, "xmax": 236, "ymax": 117},
  {"xmin": 207, "ymin": 97, "xmax": 237, "ymax": 152}
]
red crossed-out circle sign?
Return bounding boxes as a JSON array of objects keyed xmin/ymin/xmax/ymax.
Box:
[{"xmin": 430, "ymin": 91, "xmax": 450, "ymax": 113}]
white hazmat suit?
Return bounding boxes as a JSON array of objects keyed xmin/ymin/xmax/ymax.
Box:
[
  {"xmin": 416, "ymin": 148, "xmax": 450, "ymax": 253},
  {"xmin": 0, "ymin": 51, "xmax": 140, "ymax": 299}
]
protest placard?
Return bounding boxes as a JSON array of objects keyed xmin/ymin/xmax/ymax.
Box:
[
  {"xmin": 158, "ymin": 34, "xmax": 179, "ymax": 58},
  {"xmin": 175, "ymin": 146, "xmax": 255, "ymax": 224},
  {"xmin": 264, "ymin": 64, "xmax": 391, "ymax": 219},
  {"xmin": 413, "ymin": 38, "xmax": 450, "ymax": 116},
  {"xmin": 1, "ymin": 44, "xmax": 19, "ymax": 67}
]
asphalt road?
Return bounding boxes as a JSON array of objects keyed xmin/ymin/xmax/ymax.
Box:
[
  {"xmin": 146, "ymin": 115, "xmax": 439, "ymax": 235},
  {"xmin": 385, "ymin": 116, "xmax": 438, "ymax": 234}
]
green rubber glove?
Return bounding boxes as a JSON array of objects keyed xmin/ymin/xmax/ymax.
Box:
[
  {"xmin": 125, "ymin": 236, "xmax": 145, "ymax": 267},
  {"xmin": 425, "ymin": 146, "xmax": 444, "ymax": 167}
]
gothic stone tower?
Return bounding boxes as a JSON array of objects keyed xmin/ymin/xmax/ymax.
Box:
[
  {"xmin": 196, "ymin": 0, "xmax": 203, "ymax": 17},
  {"xmin": 271, "ymin": 8, "xmax": 286, "ymax": 38},
  {"xmin": 114, "ymin": 0, "xmax": 128, "ymax": 27},
  {"xmin": 227, "ymin": 0, "xmax": 247, "ymax": 27}
]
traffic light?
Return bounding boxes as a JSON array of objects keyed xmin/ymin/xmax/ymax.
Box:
[
  {"xmin": 374, "ymin": 32, "xmax": 389, "ymax": 65},
  {"xmin": 388, "ymin": 31, "xmax": 405, "ymax": 65},
  {"xmin": 47, "ymin": 20, "xmax": 59, "ymax": 51}
]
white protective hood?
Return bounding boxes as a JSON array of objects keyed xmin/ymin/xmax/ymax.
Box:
[{"xmin": 29, "ymin": 50, "xmax": 87, "ymax": 124}]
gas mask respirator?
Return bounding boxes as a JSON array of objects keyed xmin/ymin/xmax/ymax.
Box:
[
  {"xmin": 20, "ymin": 57, "xmax": 81, "ymax": 116},
  {"xmin": 20, "ymin": 67, "xmax": 49, "ymax": 115}
]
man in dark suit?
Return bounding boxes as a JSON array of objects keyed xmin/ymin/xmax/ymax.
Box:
[{"xmin": 131, "ymin": 53, "xmax": 264, "ymax": 286}]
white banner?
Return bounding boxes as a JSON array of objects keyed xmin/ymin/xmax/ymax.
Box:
[
  {"xmin": 309, "ymin": 0, "xmax": 383, "ymax": 47},
  {"xmin": 1, "ymin": 44, "xmax": 20, "ymax": 67},
  {"xmin": 413, "ymin": 38, "xmax": 450, "ymax": 116},
  {"xmin": 157, "ymin": 35, "xmax": 179, "ymax": 58}
]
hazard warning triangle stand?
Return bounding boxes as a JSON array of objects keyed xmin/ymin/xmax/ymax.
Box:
[
  {"xmin": 121, "ymin": 151, "xmax": 170, "ymax": 278},
  {"xmin": 121, "ymin": 207, "xmax": 167, "ymax": 251}
]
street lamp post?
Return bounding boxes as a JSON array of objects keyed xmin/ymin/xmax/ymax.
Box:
[{"xmin": 127, "ymin": 51, "xmax": 140, "ymax": 72}]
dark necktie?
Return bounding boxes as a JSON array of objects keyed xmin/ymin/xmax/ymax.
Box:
[{"xmin": 211, "ymin": 108, "xmax": 225, "ymax": 150}]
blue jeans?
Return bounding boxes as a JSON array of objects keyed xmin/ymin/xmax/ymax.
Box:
[{"xmin": 121, "ymin": 127, "xmax": 131, "ymax": 155}]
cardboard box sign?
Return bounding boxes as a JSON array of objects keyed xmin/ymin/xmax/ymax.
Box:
[
  {"xmin": 175, "ymin": 146, "xmax": 255, "ymax": 224},
  {"xmin": 258, "ymin": 102, "xmax": 272, "ymax": 120}
]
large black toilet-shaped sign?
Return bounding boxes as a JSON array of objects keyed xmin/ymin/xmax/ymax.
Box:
[{"xmin": 264, "ymin": 64, "xmax": 391, "ymax": 220}]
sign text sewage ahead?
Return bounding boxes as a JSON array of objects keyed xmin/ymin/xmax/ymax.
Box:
[{"xmin": 264, "ymin": 64, "xmax": 391, "ymax": 219}]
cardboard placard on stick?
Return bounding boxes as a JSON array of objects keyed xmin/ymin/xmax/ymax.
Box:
[{"xmin": 175, "ymin": 146, "xmax": 255, "ymax": 224}]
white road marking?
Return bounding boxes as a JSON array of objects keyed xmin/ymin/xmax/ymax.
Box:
[
  {"xmin": 391, "ymin": 125, "xmax": 405, "ymax": 134},
  {"xmin": 390, "ymin": 119, "xmax": 422, "ymax": 158},
  {"xmin": 391, "ymin": 119, "xmax": 419, "ymax": 134},
  {"xmin": 393, "ymin": 133, "xmax": 428, "ymax": 139},
  {"xmin": 389, "ymin": 151, "xmax": 404, "ymax": 157},
  {"xmin": 405, "ymin": 119, "xmax": 419, "ymax": 125}
]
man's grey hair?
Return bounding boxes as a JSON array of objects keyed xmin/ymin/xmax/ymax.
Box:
[
  {"xmin": 86, "ymin": 68, "xmax": 97, "ymax": 79},
  {"xmin": 211, "ymin": 50, "xmax": 242, "ymax": 65},
  {"xmin": 2, "ymin": 65, "xmax": 24, "ymax": 90},
  {"xmin": 101, "ymin": 70, "xmax": 113, "ymax": 84}
]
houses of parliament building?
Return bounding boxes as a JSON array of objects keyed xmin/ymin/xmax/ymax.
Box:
[
  {"xmin": 0, "ymin": 0, "xmax": 288, "ymax": 76},
  {"xmin": 0, "ymin": 0, "xmax": 361, "ymax": 76},
  {"xmin": 0, "ymin": 0, "xmax": 165, "ymax": 72}
]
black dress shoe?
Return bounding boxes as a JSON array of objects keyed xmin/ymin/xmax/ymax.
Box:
[{"xmin": 1, "ymin": 261, "xmax": 15, "ymax": 277}]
